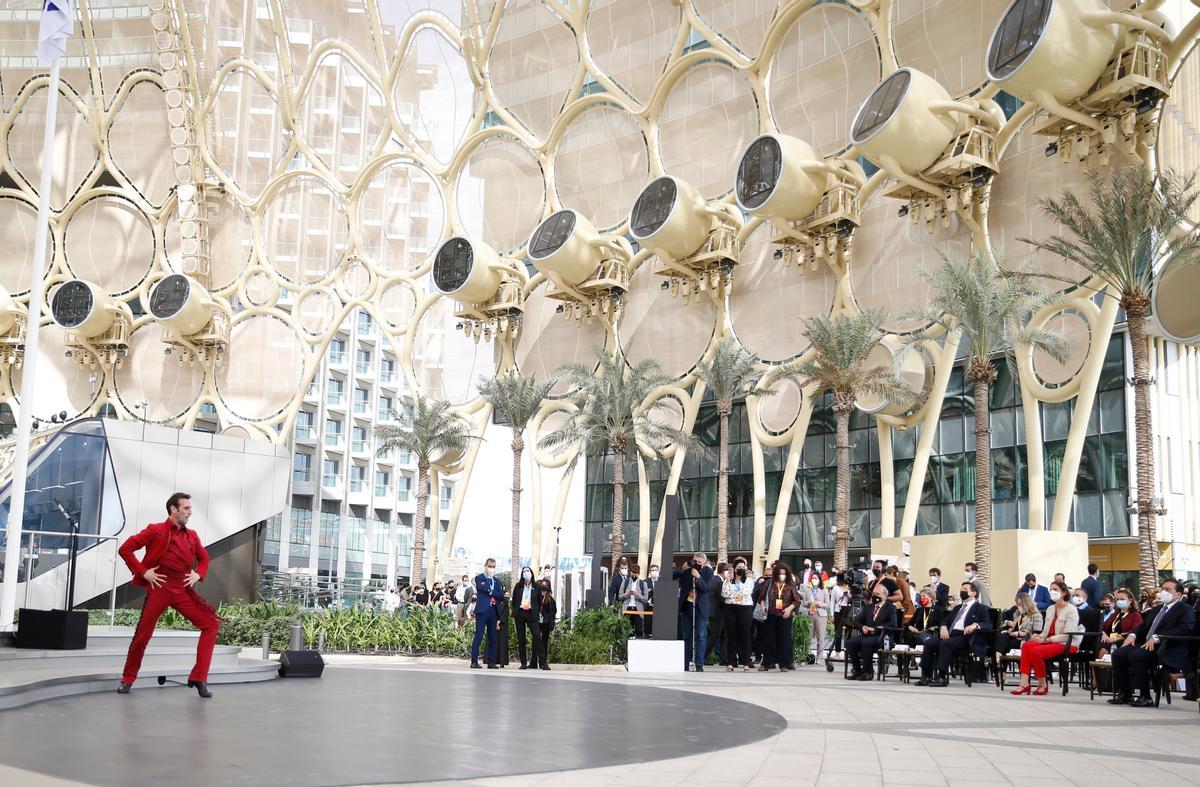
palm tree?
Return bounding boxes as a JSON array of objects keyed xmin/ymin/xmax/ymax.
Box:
[
  {"xmin": 478, "ymin": 370, "xmax": 555, "ymax": 578},
  {"xmin": 1025, "ymin": 166, "xmax": 1200, "ymax": 592},
  {"xmin": 694, "ymin": 338, "xmax": 771, "ymax": 565},
  {"xmin": 904, "ymin": 251, "xmax": 1069, "ymax": 587},
  {"xmin": 375, "ymin": 396, "xmax": 473, "ymax": 584},
  {"xmin": 778, "ymin": 310, "xmax": 916, "ymax": 571},
  {"xmin": 539, "ymin": 347, "xmax": 699, "ymax": 566}
]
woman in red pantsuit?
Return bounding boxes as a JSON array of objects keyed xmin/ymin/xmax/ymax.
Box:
[
  {"xmin": 116, "ymin": 492, "xmax": 220, "ymax": 698},
  {"xmin": 1012, "ymin": 580, "xmax": 1080, "ymax": 696}
]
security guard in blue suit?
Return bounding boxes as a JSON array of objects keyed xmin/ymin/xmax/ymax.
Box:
[{"xmin": 471, "ymin": 558, "xmax": 505, "ymax": 668}]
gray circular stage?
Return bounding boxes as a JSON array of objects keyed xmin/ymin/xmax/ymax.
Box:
[{"xmin": 0, "ymin": 667, "xmax": 786, "ymax": 785}]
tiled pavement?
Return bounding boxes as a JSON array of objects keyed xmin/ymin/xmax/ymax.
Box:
[{"xmin": 384, "ymin": 658, "xmax": 1199, "ymax": 787}]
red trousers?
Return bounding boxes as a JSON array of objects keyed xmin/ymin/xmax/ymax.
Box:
[
  {"xmin": 1019, "ymin": 641, "xmax": 1075, "ymax": 679},
  {"xmin": 122, "ymin": 581, "xmax": 220, "ymax": 684}
]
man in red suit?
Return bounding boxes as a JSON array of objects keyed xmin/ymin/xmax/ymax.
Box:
[{"xmin": 116, "ymin": 492, "xmax": 220, "ymax": 698}]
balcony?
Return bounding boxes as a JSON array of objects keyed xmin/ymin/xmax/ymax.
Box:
[
  {"xmin": 397, "ymin": 489, "xmax": 410, "ymax": 503},
  {"xmin": 325, "ymin": 395, "xmax": 345, "ymax": 412},
  {"xmin": 374, "ymin": 485, "xmax": 390, "ymax": 498},
  {"xmin": 349, "ymin": 478, "xmax": 365, "ymax": 493},
  {"xmin": 295, "ymin": 426, "xmax": 317, "ymax": 444},
  {"xmin": 328, "ymin": 351, "xmax": 348, "ymax": 367},
  {"xmin": 321, "ymin": 473, "xmax": 339, "ymax": 487},
  {"xmin": 351, "ymin": 439, "xmax": 368, "ymax": 454},
  {"xmin": 324, "ymin": 432, "xmax": 343, "ymax": 448},
  {"xmin": 353, "ymin": 401, "xmax": 371, "ymax": 416},
  {"xmin": 378, "ymin": 371, "xmax": 398, "ymax": 388},
  {"xmin": 293, "ymin": 470, "xmax": 311, "ymax": 483},
  {"xmin": 354, "ymin": 361, "xmax": 374, "ymax": 377}
]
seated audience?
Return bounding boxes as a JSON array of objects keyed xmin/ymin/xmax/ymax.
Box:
[
  {"xmin": 1098, "ymin": 587, "xmax": 1142, "ymax": 659},
  {"xmin": 845, "ymin": 583, "xmax": 898, "ymax": 681},
  {"xmin": 1011, "ymin": 580, "xmax": 1082, "ymax": 696},
  {"xmin": 994, "ymin": 592, "xmax": 1042, "ymax": 667},
  {"xmin": 1110, "ymin": 578, "xmax": 1196, "ymax": 707},
  {"xmin": 918, "ymin": 581, "xmax": 991, "ymax": 688}
]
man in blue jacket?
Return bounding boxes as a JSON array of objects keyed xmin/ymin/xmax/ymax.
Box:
[
  {"xmin": 673, "ymin": 552, "xmax": 713, "ymax": 671},
  {"xmin": 1017, "ymin": 573, "xmax": 1052, "ymax": 612},
  {"xmin": 470, "ymin": 558, "xmax": 505, "ymax": 669}
]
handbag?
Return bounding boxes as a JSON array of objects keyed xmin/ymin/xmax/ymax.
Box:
[{"xmin": 753, "ymin": 601, "xmax": 768, "ymax": 623}]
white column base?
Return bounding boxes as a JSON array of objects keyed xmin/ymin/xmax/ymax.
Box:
[{"xmin": 627, "ymin": 639, "xmax": 684, "ymax": 672}]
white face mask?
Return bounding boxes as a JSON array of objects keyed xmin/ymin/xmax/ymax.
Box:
[
  {"xmin": 964, "ymin": 571, "xmax": 974, "ymax": 580},
  {"xmin": 1158, "ymin": 590, "xmax": 1175, "ymax": 605},
  {"xmin": 619, "ymin": 568, "xmax": 628, "ymax": 576},
  {"xmin": 814, "ymin": 564, "xmax": 822, "ymax": 572},
  {"xmin": 649, "ymin": 571, "xmax": 659, "ymax": 580},
  {"xmin": 485, "ymin": 567, "xmax": 495, "ymax": 577},
  {"xmin": 1049, "ymin": 589, "xmax": 1062, "ymax": 603},
  {"xmin": 522, "ymin": 572, "xmax": 532, "ymax": 581},
  {"xmin": 930, "ymin": 576, "xmax": 939, "ymax": 584},
  {"xmin": 1071, "ymin": 596, "xmax": 1085, "ymax": 607}
]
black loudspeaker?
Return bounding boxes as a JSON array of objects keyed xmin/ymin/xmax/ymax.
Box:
[
  {"xmin": 278, "ymin": 650, "xmax": 324, "ymax": 677},
  {"xmin": 16, "ymin": 609, "xmax": 89, "ymax": 650}
]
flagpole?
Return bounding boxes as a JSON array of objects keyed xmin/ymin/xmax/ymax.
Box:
[{"xmin": 0, "ymin": 58, "xmax": 60, "ymax": 629}]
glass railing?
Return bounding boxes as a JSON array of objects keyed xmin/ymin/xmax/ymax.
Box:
[
  {"xmin": 350, "ymin": 479, "xmax": 365, "ymax": 492},
  {"xmin": 357, "ymin": 321, "xmax": 374, "ymax": 336},
  {"xmin": 295, "ymin": 426, "xmax": 314, "ymax": 440},
  {"xmin": 353, "ymin": 402, "xmax": 370, "ymax": 415},
  {"xmin": 324, "ymin": 432, "xmax": 341, "ymax": 446},
  {"xmin": 321, "ymin": 474, "xmax": 339, "ymax": 487},
  {"xmin": 355, "ymin": 362, "xmax": 372, "ymax": 375},
  {"xmin": 328, "ymin": 351, "xmax": 347, "ymax": 365},
  {"xmin": 374, "ymin": 485, "xmax": 390, "ymax": 497},
  {"xmin": 351, "ymin": 440, "xmax": 367, "ymax": 453},
  {"xmin": 326, "ymin": 394, "xmax": 344, "ymax": 406},
  {"xmin": 397, "ymin": 490, "xmax": 409, "ymax": 502},
  {"xmin": 293, "ymin": 470, "xmax": 311, "ymax": 483}
]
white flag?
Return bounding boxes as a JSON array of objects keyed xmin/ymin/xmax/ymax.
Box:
[{"xmin": 37, "ymin": 0, "xmax": 74, "ymax": 66}]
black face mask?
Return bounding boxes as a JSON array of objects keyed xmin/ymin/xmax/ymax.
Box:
[
  {"xmin": 960, "ymin": 590, "xmax": 971, "ymax": 601},
  {"xmin": 872, "ymin": 568, "xmax": 883, "ymax": 578}
]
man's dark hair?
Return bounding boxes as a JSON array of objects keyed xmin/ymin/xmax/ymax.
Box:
[
  {"xmin": 1087, "ymin": 563, "xmax": 1099, "ymax": 575},
  {"xmin": 1163, "ymin": 578, "xmax": 1183, "ymax": 594},
  {"xmin": 872, "ymin": 559, "xmax": 886, "ymax": 569},
  {"xmin": 961, "ymin": 582, "xmax": 976, "ymax": 594},
  {"xmin": 1025, "ymin": 573, "xmax": 1037, "ymax": 582},
  {"xmin": 166, "ymin": 492, "xmax": 191, "ymax": 515},
  {"xmin": 929, "ymin": 567, "xmax": 940, "ymax": 576},
  {"xmin": 965, "ymin": 562, "xmax": 978, "ymax": 571},
  {"xmin": 649, "ymin": 564, "xmax": 659, "ymax": 571}
]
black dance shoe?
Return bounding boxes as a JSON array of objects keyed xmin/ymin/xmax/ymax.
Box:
[{"xmin": 187, "ymin": 680, "xmax": 213, "ymax": 698}]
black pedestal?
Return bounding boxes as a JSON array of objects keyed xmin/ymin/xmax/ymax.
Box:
[{"xmin": 16, "ymin": 608, "xmax": 89, "ymax": 650}]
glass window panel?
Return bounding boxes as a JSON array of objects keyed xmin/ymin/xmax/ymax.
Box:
[
  {"xmin": 802, "ymin": 433, "xmax": 825, "ymax": 467},
  {"xmin": 941, "ymin": 502, "xmax": 968, "ymax": 533},
  {"xmin": 1102, "ymin": 490, "xmax": 1131, "ymax": 537},
  {"xmin": 850, "ymin": 429, "xmax": 870, "ymax": 465},
  {"xmin": 1077, "ymin": 435, "xmax": 1102, "ymax": 493},
  {"xmin": 1099, "ymin": 389, "xmax": 1125, "ymax": 434},
  {"xmin": 992, "ymin": 446, "xmax": 1020, "ymax": 501},
  {"xmin": 1073, "ymin": 493, "xmax": 1102, "ymax": 537},
  {"xmin": 1098, "ymin": 335, "xmax": 1125, "ymax": 391},
  {"xmin": 940, "ymin": 416, "xmax": 964, "ymax": 456},
  {"xmin": 994, "ymin": 499, "xmax": 1017, "ymax": 531},
  {"xmin": 893, "ymin": 427, "xmax": 916, "ymax": 460},
  {"xmin": 916, "ymin": 505, "xmax": 941, "ymax": 535},
  {"xmin": 992, "ymin": 409, "xmax": 1015, "ymax": 448},
  {"xmin": 1044, "ymin": 401, "xmax": 1070, "ymax": 442}
]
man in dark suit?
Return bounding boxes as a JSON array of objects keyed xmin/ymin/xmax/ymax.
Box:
[
  {"xmin": 845, "ymin": 583, "xmax": 898, "ymax": 680},
  {"xmin": 927, "ymin": 567, "xmax": 950, "ymax": 610},
  {"xmin": 674, "ymin": 552, "xmax": 713, "ymax": 671},
  {"xmin": 1080, "ymin": 564, "xmax": 1105, "ymax": 609},
  {"xmin": 470, "ymin": 558, "xmax": 506, "ymax": 669},
  {"xmin": 608, "ymin": 557, "xmax": 631, "ymax": 606},
  {"xmin": 1110, "ymin": 578, "xmax": 1196, "ymax": 707},
  {"xmin": 923, "ymin": 582, "xmax": 992, "ymax": 687},
  {"xmin": 704, "ymin": 563, "xmax": 726, "ymax": 665},
  {"xmin": 1017, "ymin": 573, "xmax": 1052, "ymax": 611}
]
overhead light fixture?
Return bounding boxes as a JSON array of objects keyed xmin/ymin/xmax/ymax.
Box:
[{"xmin": 1044, "ymin": 142, "xmax": 1059, "ymax": 157}]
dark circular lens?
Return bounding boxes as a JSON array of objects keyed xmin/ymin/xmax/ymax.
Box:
[
  {"xmin": 433, "ymin": 237, "xmax": 474, "ymax": 294},
  {"xmin": 851, "ymin": 70, "xmax": 912, "ymax": 142},
  {"xmin": 737, "ymin": 136, "xmax": 782, "ymax": 210},
  {"xmin": 630, "ymin": 177, "xmax": 678, "ymax": 239},
  {"xmin": 149, "ymin": 274, "xmax": 192, "ymax": 319},
  {"xmin": 529, "ymin": 210, "xmax": 576, "ymax": 260},
  {"xmin": 51, "ymin": 281, "xmax": 95, "ymax": 329},
  {"xmin": 988, "ymin": 0, "xmax": 1052, "ymax": 80}
]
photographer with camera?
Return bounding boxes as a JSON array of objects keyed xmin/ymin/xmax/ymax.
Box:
[{"xmin": 673, "ymin": 552, "xmax": 713, "ymax": 672}]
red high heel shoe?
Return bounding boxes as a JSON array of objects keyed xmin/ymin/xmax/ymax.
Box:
[
  {"xmin": 1032, "ymin": 685, "xmax": 1050, "ymax": 696},
  {"xmin": 1009, "ymin": 685, "xmax": 1031, "ymax": 696}
]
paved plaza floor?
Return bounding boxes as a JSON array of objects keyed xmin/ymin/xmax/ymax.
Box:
[{"xmin": 0, "ymin": 657, "xmax": 1196, "ymax": 786}]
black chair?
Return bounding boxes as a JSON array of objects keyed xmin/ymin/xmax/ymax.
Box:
[
  {"xmin": 1150, "ymin": 635, "xmax": 1200, "ymax": 710},
  {"xmin": 1046, "ymin": 631, "xmax": 1101, "ymax": 696}
]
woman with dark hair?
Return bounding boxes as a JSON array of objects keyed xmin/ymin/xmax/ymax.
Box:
[
  {"xmin": 1011, "ymin": 580, "xmax": 1081, "ymax": 696},
  {"xmin": 758, "ymin": 562, "xmax": 803, "ymax": 672},
  {"xmin": 535, "ymin": 578, "xmax": 556, "ymax": 670},
  {"xmin": 1098, "ymin": 587, "xmax": 1142, "ymax": 658}
]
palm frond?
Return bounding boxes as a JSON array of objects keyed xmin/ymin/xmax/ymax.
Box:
[
  {"xmin": 776, "ymin": 310, "xmax": 908, "ymax": 408},
  {"xmin": 694, "ymin": 337, "xmax": 772, "ymax": 403},
  {"xmin": 374, "ymin": 394, "xmax": 475, "ymax": 462},
  {"xmin": 477, "ymin": 370, "xmax": 555, "ymax": 431}
]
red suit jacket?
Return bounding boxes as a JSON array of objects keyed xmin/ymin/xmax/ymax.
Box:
[{"xmin": 118, "ymin": 519, "xmax": 210, "ymax": 589}]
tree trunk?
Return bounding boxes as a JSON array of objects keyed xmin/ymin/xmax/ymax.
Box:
[
  {"xmin": 611, "ymin": 447, "xmax": 625, "ymax": 567},
  {"xmin": 968, "ymin": 358, "xmax": 997, "ymax": 588},
  {"xmin": 716, "ymin": 401, "xmax": 731, "ymax": 566},
  {"xmin": 511, "ymin": 431, "xmax": 523, "ymax": 579},
  {"xmin": 412, "ymin": 460, "xmax": 428, "ymax": 586},
  {"xmin": 833, "ymin": 393, "xmax": 853, "ymax": 572},
  {"xmin": 1127, "ymin": 305, "xmax": 1159, "ymax": 593}
]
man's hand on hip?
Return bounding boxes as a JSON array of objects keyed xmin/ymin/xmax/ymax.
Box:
[
  {"xmin": 184, "ymin": 570, "xmax": 201, "ymax": 588},
  {"xmin": 143, "ymin": 567, "xmax": 165, "ymax": 588}
]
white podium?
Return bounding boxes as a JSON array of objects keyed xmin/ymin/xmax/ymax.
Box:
[{"xmin": 627, "ymin": 639, "xmax": 684, "ymax": 672}]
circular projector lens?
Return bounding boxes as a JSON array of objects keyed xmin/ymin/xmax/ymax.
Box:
[
  {"xmin": 529, "ymin": 210, "xmax": 577, "ymax": 260},
  {"xmin": 51, "ymin": 281, "xmax": 95, "ymax": 329},
  {"xmin": 988, "ymin": 0, "xmax": 1053, "ymax": 81},
  {"xmin": 736, "ymin": 136, "xmax": 782, "ymax": 210},
  {"xmin": 851, "ymin": 69, "xmax": 912, "ymax": 143},
  {"xmin": 630, "ymin": 177, "xmax": 678, "ymax": 239},
  {"xmin": 433, "ymin": 237, "xmax": 475, "ymax": 294},
  {"xmin": 149, "ymin": 274, "xmax": 192, "ymax": 319}
]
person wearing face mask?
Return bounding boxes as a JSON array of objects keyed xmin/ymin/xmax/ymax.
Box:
[
  {"xmin": 1011, "ymin": 580, "xmax": 1081, "ymax": 696},
  {"xmin": 722, "ymin": 563, "xmax": 756, "ymax": 671},
  {"xmin": 644, "ymin": 565, "xmax": 659, "ymax": 637},
  {"xmin": 622, "ymin": 565, "xmax": 652, "ymax": 638},
  {"xmin": 992, "ymin": 592, "xmax": 1042, "ymax": 674},
  {"xmin": 705, "ymin": 563, "xmax": 728, "ymax": 666},
  {"xmin": 535, "ymin": 579, "xmax": 556, "ymax": 670},
  {"xmin": 608, "ymin": 557, "xmax": 632, "ymax": 607},
  {"xmin": 922, "ymin": 582, "xmax": 992, "ymax": 687},
  {"xmin": 674, "ymin": 552, "xmax": 713, "ymax": 671},
  {"xmin": 1017, "ymin": 573, "xmax": 1052, "ymax": 612},
  {"xmin": 806, "ymin": 571, "xmax": 832, "ymax": 659},
  {"xmin": 470, "ymin": 558, "xmax": 505, "ymax": 669},
  {"xmin": 962, "ymin": 562, "xmax": 992, "ymax": 607},
  {"xmin": 512, "ymin": 566, "xmax": 544, "ymax": 669},
  {"xmin": 868, "ymin": 560, "xmax": 902, "ymax": 605},
  {"xmin": 925, "ymin": 568, "xmax": 949, "ymax": 610},
  {"xmin": 910, "ymin": 590, "xmax": 951, "ymax": 684},
  {"xmin": 845, "ymin": 584, "xmax": 898, "ymax": 681},
  {"xmin": 1098, "ymin": 588, "xmax": 1142, "ymax": 659},
  {"xmin": 758, "ymin": 562, "xmax": 803, "ymax": 672},
  {"xmin": 1110, "ymin": 578, "xmax": 1196, "ymax": 707},
  {"xmin": 1098, "ymin": 592, "xmax": 1116, "ymax": 628},
  {"xmin": 886, "ymin": 565, "xmax": 915, "ymax": 625},
  {"xmin": 1071, "ymin": 588, "xmax": 1103, "ymax": 641}
]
